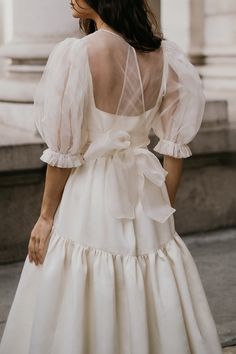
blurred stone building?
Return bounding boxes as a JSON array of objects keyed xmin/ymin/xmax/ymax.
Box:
[
  {"xmin": 162, "ymin": 0, "xmax": 236, "ymax": 124},
  {"xmin": 0, "ymin": 0, "xmax": 236, "ymax": 125},
  {"xmin": 0, "ymin": 0, "xmax": 236, "ymax": 263}
]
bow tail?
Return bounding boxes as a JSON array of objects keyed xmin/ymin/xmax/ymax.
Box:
[
  {"xmin": 105, "ymin": 153, "xmax": 139, "ymax": 220},
  {"xmin": 140, "ymin": 176, "xmax": 176, "ymax": 223}
]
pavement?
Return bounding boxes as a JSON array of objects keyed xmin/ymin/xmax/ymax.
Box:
[
  {"xmin": 0, "ymin": 227, "xmax": 236, "ymax": 352},
  {"xmin": 185, "ymin": 228, "xmax": 236, "ymax": 350}
]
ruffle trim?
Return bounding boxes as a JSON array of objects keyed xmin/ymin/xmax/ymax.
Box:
[
  {"xmin": 21, "ymin": 227, "xmax": 222, "ymax": 354},
  {"xmin": 40, "ymin": 148, "xmax": 84, "ymax": 168},
  {"xmin": 45, "ymin": 227, "xmax": 184, "ymax": 261},
  {"xmin": 154, "ymin": 139, "xmax": 192, "ymax": 158}
]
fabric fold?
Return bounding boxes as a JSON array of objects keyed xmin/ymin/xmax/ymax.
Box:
[
  {"xmin": 0, "ymin": 228, "xmax": 222, "ymax": 354},
  {"xmin": 151, "ymin": 39, "xmax": 206, "ymax": 160},
  {"xmin": 83, "ymin": 129, "xmax": 176, "ymax": 223},
  {"xmin": 34, "ymin": 37, "xmax": 91, "ymax": 169}
]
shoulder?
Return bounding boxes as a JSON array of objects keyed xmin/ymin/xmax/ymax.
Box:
[
  {"xmin": 161, "ymin": 39, "xmax": 189, "ymax": 64},
  {"xmin": 162, "ymin": 39, "xmax": 203, "ymax": 84},
  {"xmin": 50, "ymin": 36, "xmax": 90, "ymax": 57},
  {"xmin": 55, "ymin": 31, "xmax": 120, "ymax": 58},
  {"xmin": 46, "ymin": 36, "xmax": 91, "ymax": 71},
  {"xmin": 82, "ymin": 30, "xmax": 119, "ymax": 57},
  {"xmin": 50, "ymin": 37, "xmax": 77, "ymax": 57}
]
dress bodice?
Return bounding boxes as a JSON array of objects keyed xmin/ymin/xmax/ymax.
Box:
[
  {"xmin": 85, "ymin": 105, "xmax": 155, "ymax": 150},
  {"xmin": 81, "ymin": 105, "xmax": 176, "ymax": 225},
  {"xmin": 34, "ymin": 30, "xmax": 205, "ymax": 223}
]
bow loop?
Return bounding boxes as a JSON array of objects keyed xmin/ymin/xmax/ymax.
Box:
[
  {"xmin": 83, "ymin": 129, "xmax": 176, "ymax": 223},
  {"xmin": 107, "ymin": 129, "xmax": 131, "ymax": 150},
  {"xmin": 83, "ymin": 128, "xmax": 131, "ymax": 161},
  {"xmin": 134, "ymin": 148, "xmax": 168, "ymax": 186}
]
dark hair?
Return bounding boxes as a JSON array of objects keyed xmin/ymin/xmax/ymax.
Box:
[{"xmin": 74, "ymin": 0, "xmax": 163, "ymax": 52}]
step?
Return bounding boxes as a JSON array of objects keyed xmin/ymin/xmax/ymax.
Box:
[
  {"xmin": 0, "ymin": 96, "xmax": 229, "ymax": 133},
  {"xmin": 0, "ymin": 102, "xmax": 37, "ymax": 133},
  {"xmin": 0, "ymin": 74, "xmax": 39, "ymax": 103}
]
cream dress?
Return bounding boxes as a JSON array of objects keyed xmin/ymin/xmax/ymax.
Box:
[{"xmin": 0, "ymin": 29, "xmax": 223, "ymax": 354}]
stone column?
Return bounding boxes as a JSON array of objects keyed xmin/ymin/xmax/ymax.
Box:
[
  {"xmin": 198, "ymin": 0, "xmax": 236, "ymax": 124},
  {"xmin": 0, "ymin": 0, "xmax": 12, "ymax": 73},
  {"xmin": 0, "ymin": 0, "xmax": 5, "ymax": 45},
  {"xmin": 161, "ymin": 0, "xmax": 191, "ymax": 52},
  {"xmin": 161, "ymin": 0, "xmax": 236, "ymax": 124},
  {"xmin": 0, "ymin": 0, "xmax": 81, "ymax": 133}
]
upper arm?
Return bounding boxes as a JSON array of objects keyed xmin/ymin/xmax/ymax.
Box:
[
  {"xmin": 34, "ymin": 38, "xmax": 91, "ymax": 168},
  {"xmin": 151, "ymin": 40, "xmax": 206, "ymax": 159}
]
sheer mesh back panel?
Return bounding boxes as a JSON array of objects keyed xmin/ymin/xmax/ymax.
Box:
[{"xmin": 87, "ymin": 30, "xmax": 164, "ymax": 116}]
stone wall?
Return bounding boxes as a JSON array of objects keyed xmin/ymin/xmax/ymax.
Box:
[{"xmin": 161, "ymin": 0, "xmax": 236, "ymax": 124}]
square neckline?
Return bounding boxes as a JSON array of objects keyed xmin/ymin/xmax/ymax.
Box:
[{"xmin": 86, "ymin": 29, "xmax": 167, "ymax": 118}]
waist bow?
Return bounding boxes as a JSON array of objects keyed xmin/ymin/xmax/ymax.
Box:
[{"xmin": 83, "ymin": 129, "xmax": 176, "ymax": 223}]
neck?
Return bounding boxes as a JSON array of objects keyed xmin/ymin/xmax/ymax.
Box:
[{"xmin": 94, "ymin": 16, "xmax": 113, "ymax": 31}]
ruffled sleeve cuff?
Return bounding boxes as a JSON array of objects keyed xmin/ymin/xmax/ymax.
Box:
[
  {"xmin": 40, "ymin": 148, "xmax": 85, "ymax": 168},
  {"xmin": 153, "ymin": 139, "xmax": 192, "ymax": 158}
]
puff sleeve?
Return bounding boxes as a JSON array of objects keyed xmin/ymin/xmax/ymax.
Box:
[
  {"xmin": 34, "ymin": 37, "xmax": 90, "ymax": 168},
  {"xmin": 152, "ymin": 39, "xmax": 206, "ymax": 158}
]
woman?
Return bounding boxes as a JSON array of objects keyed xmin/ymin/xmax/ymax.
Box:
[{"xmin": 0, "ymin": 1, "xmax": 223, "ymax": 353}]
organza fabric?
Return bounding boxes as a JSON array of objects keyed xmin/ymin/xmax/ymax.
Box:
[
  {"xmin": 33, "ymin": 29, "xmax": 206, "ymax": 166},
  {"xmin": 0, "ymin": 29, "xmax": 223, "ymax": 354}
]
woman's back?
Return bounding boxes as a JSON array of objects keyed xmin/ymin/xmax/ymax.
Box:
[
  {"xmin": 33, "ymin": 28, "xmax": 205, "ymax": 165},
  {"xmin": 86, "ymin": 29, "xmax": 164, "ymax": 116}
]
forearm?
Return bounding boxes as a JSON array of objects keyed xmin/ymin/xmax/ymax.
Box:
[
  {"xmin": 40, "ymin": 165, "xmax": 72, "ymax": 221},
  {"xmin": 163, "ymin": 155, "xmax": 183, "ymax": 207}
]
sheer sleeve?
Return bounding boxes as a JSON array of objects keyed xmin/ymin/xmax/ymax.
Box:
[
  {"xmin": 152, "ymin": 39, "xmax": 206, "ymax": 159},
  {"xmin": 34, "ymin": 37, "xmax": 90, "ymax": 168}
]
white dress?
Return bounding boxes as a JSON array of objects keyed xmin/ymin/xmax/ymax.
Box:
[{"xmin": 0, "ymin": 29, "xmax": 223, "ymax": 354}]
